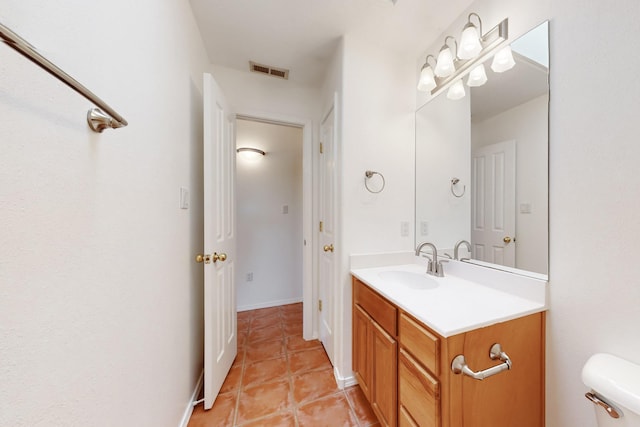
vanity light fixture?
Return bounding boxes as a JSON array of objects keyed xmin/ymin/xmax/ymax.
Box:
[
  {"xmin": 417, "ymin": 55, "xmax": 437, "ymax": 92},
  {"xmin": 236, "ymin": 147, "xmax": 266, "ymax": 160},
  {"xmin": 447, "ymin": 79, "xmax": 466, "ymax": 100},
  {"xmin": 491, "ymin": 45, "xmax": 516, "ymax": 73},
  {"xmin": 434, "ymin": 36, "xmax": 457, "ymax": 77},
  {"xmin": 458, "ymin": 13, "xmax": 483, "ymax": 60},
  {"xmin": 466, "ymin": 63, "xmax": 488, "ymax": 87},
  {"xmin": 417, "ymin": 15, "xmax": 510, "ymax": 99}
]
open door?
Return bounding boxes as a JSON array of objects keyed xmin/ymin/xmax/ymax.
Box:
[
  {"xmin": 471, "ymin": 140, "xmax": 516, "ymax": 267},
  {"xmin": 201, "ymin": 73, "xmax": 237, "ymax": 410},
  {"xmin": 318, "ymin": 105, "xmax": 336, "ymax": 366}
]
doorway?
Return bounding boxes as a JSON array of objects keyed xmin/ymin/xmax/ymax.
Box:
[{"xmin": 235, "ymin": 118, "xmax": 313, "ymax": 338}]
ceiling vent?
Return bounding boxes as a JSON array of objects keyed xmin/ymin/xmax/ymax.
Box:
[{"xmin": 249, "ymin": 61, "xmax": 289, "ymax": 80}]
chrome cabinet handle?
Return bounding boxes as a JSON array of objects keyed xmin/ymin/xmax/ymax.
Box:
[{"xmin": 451, "ymin": 343, "xmax": 512, "ymax": 380}]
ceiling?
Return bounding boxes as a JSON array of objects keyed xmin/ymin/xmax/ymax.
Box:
[{"xmin": 189, "ymin": 0, "xmax": 474, "ymax": 87}]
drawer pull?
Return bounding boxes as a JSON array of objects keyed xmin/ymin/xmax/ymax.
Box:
[{"xmin": 451, "ymin": 343, "xmax": 512, "ymax": 380}]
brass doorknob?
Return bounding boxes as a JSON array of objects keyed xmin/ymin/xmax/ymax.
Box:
[
  {"xmin": 195, "ymin": 254, "xmax": 212, "ymax": 264},
  {"xmin": 213, "ymin": 252, "xmax": 228, "ymax": 262},
  {"xmin": 503, "ymin": 237, "xmax": 512, "ymax": 244},
  {"xmin": 323, "ymin": 244, "xmax": 334, "ymax": 252}
]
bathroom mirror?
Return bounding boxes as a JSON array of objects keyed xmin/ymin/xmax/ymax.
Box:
[{"xmin": 415, "ymin": 21, "xmax": 549, "ymax": 277}]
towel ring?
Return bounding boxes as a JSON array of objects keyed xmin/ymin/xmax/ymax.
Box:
[
  {"xmin": 365, "ymin": 170, "xmax": 385, "ymax": 194},
  {"xmin": 451, "ymin": 177, "xmax": 466, "ymax": 198}
]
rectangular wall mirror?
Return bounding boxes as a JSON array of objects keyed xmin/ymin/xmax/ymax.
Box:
[{"xmin": 415, "ymin": 21, "xmax": 549, "ymax": 278}]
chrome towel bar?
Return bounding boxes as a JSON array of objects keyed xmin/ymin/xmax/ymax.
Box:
[
  {"xmin": 0, "ymin": 21, "xmax": 128, "ymax": 132},
  {"xmin": 451, "ymin": 343, "xmax": 512, "ymax": 380}
]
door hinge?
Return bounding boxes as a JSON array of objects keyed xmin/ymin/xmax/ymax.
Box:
[
  {"xmin": 319, "ymin": 299, "xmax": 323, "ymax": 312},
  {"xmin": 319, "ymin": 221, "xmax": 323, "ymax": 232},
  {"xmin": 319, "ymin": 142, "xmax": 323, "ymax": 154}
]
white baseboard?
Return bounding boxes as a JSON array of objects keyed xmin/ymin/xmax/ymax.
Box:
[
  {"xmin": 237, "ymin": 297, "xmax": 302, "ymax": 312},
  {"xmin": 178, "ymin": 369, "xmax": 204, "ymax": 427},
  {"xmin": 333, "ymin": 366, "xmax": 357, "ymax": 389}
]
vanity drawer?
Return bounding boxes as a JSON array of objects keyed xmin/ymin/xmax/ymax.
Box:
[
  {"xmin": 399, "ymin": 349, "xmax": 440, "ymax": 427},
  {"xmin": 399, "ymin": 312, "xmax": 440, "ymax": 375},
  {"xmin": 354, "ymin": 278, "xmax": 397, "ymax": 336}
]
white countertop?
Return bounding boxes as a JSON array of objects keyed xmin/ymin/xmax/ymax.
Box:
[{"xmin": 350, "ymin": 255, "xmax": 547, "ymax": 338}]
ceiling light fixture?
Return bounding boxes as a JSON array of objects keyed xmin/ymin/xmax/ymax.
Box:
[
  {"xmin": 491, "ymin": 45, "xmax": 516, "ymax": 73},
  {"xmin": 447, "ymin": 79, "xmax": 466, "ymax": 100},
  {"xmin": 434, "ymin": 36, "xmax": 457, "ymax": 78},
  {"xmin": 236, "ymin": 147, "xmax": 266, "ymax": 160},
  {"xmin": 458, "ymin": 13, "xmax": 483, "ymax": 60},
  {"xmin": 466, "ymin": 63, "xmax": 488, "ymax": 87},
  {"xmin": 417, "ymin": 55, "xmax": 437, "ymax": 92},
  {"xmin": 417, "ymin": 15, "xmax": 511, "ymax": 100}
]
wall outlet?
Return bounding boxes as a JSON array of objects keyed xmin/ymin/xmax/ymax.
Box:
[
  {"xmin": 246, "ymin": 273, "xmax": 253, "ymax": 282},
  {"xmin": 520, "ymin": 203, "xmax": 532, "ymax": 214},
  {"xmin": 282, "ymin": 205, "xmax": 289, "ymax": 214},
  {"xmin": 400, "ymin": 221, "xmax": 409, "ymax": 237}
]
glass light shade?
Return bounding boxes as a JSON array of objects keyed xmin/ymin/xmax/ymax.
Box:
[
  {"xmin": 447, "ymin": 79, "xmax": 466, "ymax": 100},
  {"xmin": 417, "ymin": 65, "xmax": 436, "ymax": 92},
  {"xmin": 491, "ymin": 45, "xmax": 516, "ymax": 73},
  {"xmin": 434, "ymin": 46, "xmax": 455, "ymax": 77},
  {"xmin": 467, "ymin": 63, "xmax": 487, "ymax": 87},
  {"xmin": 458, "ymin": 24, "xmax": 482, "ymax": 60}
]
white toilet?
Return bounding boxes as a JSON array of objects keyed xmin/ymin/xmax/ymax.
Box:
[{"xmin": 582, "ymin": 353, "xmax": 640, "ymax": 426}]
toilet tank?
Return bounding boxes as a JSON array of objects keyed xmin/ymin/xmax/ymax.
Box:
[{"xmin": 582, "ymin": 353, "xmax": 640, "ymax": 427}]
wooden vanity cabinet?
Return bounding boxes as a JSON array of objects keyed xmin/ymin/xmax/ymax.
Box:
[
  {"xmin": 352, "ymin": 276, "xmax": 545, "ymax": 427},
  {"xmin": 353, "ymin": 278, "xmax": 398, "ymax": 427}
]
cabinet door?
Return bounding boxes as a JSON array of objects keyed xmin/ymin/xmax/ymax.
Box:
[
  {"xmin": 353, "ymin": 304, "xmax": 372, "ymax": 400},
  {"xmin": 399, "ymin": 349, "xmax": 440, "ymax": 427},
  {"xmin": 372, "ymin": 320, "xmax": 397, "ymax": 427}
]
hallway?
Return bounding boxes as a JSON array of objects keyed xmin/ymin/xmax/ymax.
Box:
[{"xmin": 188, "ymin": 303, "xmax": 379, "ymax": 426}]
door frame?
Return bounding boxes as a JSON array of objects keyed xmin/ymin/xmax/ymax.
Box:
[{"xmin": 235, "ymin": 109, "xmax": 316, "ymax": 340}]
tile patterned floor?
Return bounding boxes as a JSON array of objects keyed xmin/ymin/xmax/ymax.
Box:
[{"xmin": 188, "ymin": 303, "xmax": 379, "ymax": 427}]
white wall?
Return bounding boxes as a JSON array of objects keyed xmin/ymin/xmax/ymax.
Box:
[
  {"xmin": 415, "ymin": 0, "xmax": 640, "ymax": 426},
  {"xmin": 472, "ymin": 94, "xmax": 548, "ymax": 274},
  {"xmin": 546, "ymin": 1, "xmax": 640, "ymax": 425},
  {"xmin": 209, "ymin": 65, "xmax": 320, "ymax": 120},
  {"xmin": 0, "ymin": 1, "xmax": 210, "ymax": 426},
  {"xmin": 235, "ymin": 120, "xmax": 303, "ymax": 311},
  {"xmin": 335, "ymin": 34, "xmax": 417, "ymax": 380}
]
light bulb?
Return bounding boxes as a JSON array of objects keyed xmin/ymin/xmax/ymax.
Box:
[
  {"xmin": 491, "ymin": 45, "xmax": 516, "ymax": 73},
  {"xmin": 417, "ymin": 64, "xmax": 436, "ymax": 92},
  {"xmin": 434, "ymin": 46, "xmax": 455, "ymax": 77},
  {"xmin": 458, "ymin": 24, "xmax": 482, "ymax": 60},
  {"xmin": 467, "ymin": 64, "xmax": 487, "ymax": 87},
  {"xmin": 447, "ymin": 80, "xmax": 466, "ymax": 100}
]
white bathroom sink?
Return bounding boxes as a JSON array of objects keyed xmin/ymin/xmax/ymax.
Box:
[{"xmin": 377, "ymin": 270, "xmax": 439, "ymax": 290}]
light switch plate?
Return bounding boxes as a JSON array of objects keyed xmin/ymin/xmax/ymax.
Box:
[{"xmin": 180, "ymin": 187, "xmax": 189, "ymax": 209}]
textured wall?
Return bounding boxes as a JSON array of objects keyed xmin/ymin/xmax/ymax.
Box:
[{"xmin": 0, "ymin": 1, "xmax": 210, "ymax": 426}]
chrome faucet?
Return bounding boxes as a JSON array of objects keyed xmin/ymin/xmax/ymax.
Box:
[
  {"xmin": 415, "ymin": 242, "xmax": 445, "ymax": 277},
  {"xmin": 454, "ymin": 240, "xmax": 471, "ymax": 261}
]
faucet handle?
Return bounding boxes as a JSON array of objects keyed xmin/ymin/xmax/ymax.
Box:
[{"xmin": 425, "ymin": 259, "xmax": 434, "ymax": 274}]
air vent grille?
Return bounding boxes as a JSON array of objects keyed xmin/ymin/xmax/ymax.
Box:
[{"xmin": 249, "ymin": 61, "xmax": 289, "ymax": 80}]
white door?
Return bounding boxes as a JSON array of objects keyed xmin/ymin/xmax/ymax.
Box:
[
  {"xmin": 471, "ymin": 140, "xmax": 516, "ymax": 267},
  {"xmin": 202, "ymin": 73, "xmax": 237, "ymax": 410},
  {"xmin": 318, "ymin": 106, "xmax": 336, "ymax": 366}
]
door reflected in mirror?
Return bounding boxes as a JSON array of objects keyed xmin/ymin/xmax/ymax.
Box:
[{"xmin": 415, "ymin": 21, "xmax": 549, "ymax": 278}]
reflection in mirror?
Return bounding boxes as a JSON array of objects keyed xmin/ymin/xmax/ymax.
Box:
[{"xmin": 415, "ymin": 21, "xmax": 549, "ymax": 278}]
